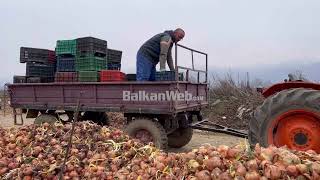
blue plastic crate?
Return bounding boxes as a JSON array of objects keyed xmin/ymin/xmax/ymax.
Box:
[
  {"xmin": 107, "ymin": 63, "xmax": 121, "ymax": 70},
  {"xmin": 56, "ymin": 56, "xmax": 76, "ymax": 72}
]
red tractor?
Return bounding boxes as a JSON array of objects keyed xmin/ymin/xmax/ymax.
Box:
[{"xmin": 249, "ymin": 80, "xmax": 320, "ymax": 153}]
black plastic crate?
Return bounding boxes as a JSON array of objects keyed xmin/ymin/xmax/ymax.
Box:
[
  {"xmin": 40, "ymin": 77, "xmax": 55, "ymax": 83},
  {"xmin": 126, "ymin": 74, "xmax": 136, "ymax": 81},
  {"xmin": 26, "ymin": 77, "xmax": 41, "ymax": 83},
  {"xmin": 20, "ymin": 47, "xmax": 56, "ymax": 64},
  {"xmin": 13, "ymin": 76, "xmax": 26, "ymax": 83},
  {"xmin": 107, "ymin": 62, "xmax": 121, "ymax": 70},
  {"xmin": 155, "ymin": 71, "xmax": 184, "ymax": 81},
  {"xmin": 56, "ymin": 55, "xmax": 76, "ymax": 72},
  {"xmin": 107, "ymin": 49, "xmax": 122, "ymax": 63},
  {"xmin": 76, "ymin": 37, "xmax": 107, "ymax": 55},
  {"xmin": 26, "ymin": 62, "xmax": 56, "ymax": 77}
]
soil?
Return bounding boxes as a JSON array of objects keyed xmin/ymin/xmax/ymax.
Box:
[{"xmin": 0, "ymin": 111, "xmax": 244, "ymax": 153}]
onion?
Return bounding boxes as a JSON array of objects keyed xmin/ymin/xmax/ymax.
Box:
[
  {"xmin": 236, "ymin": 164, "xmax": 247, "ymax": 177},
  {"xmin": 198, "ymin": 147, "xmax": 208, "ymax": 155},
  {"xmin": 296, "ymin": 164, "xmax": 308, "ymax": 174},
  {"xmin": 245, "ymin": 171, "xmax": 260, "ymax": 180},
  {"xmin": 188, "ymin": 160, "xmax": 200, "ymax": 172},
  {"xmin": 205, "ymin": 156, "xmax": 222, "ymax": 171},
  {"xmin": 260, "ymin": 148, "xmax": 274, "ymax": 161},
  {"xmin": 246, "ymin": 159, "xmax": 258, "ymax": 171},
  {"xmin": 217, "ymin": 145, "xmax": 229, "ymax": 158},
  {"xmin": 22, "ymin": 166, "xmax": 33, "ymax": 176},
  {"xmin": 195, "ymin": 170, "xmax": 211, "ymax": 180},
  {"xmin": 226, "ymin": 148, "xmax": 240, "ymax": 159},
  {"xmin": 211, "ymin": 167, "xmax": 222, "ymax": 179},
  {"xmin": 219, "ymin": 171, "xmax": 232, "ymax": 180},
  {"xmin": 286, "ymin": 165, "xmax": 299, "ymax": 176},
  {"xmin": 0, "ymin": 167, "xmax": 8, "ymax": 176},
  {"xmin": 254, "ymin": 144, "xmax": 261, "ymax": 155},
  {"xmin": 312, "ymin": 162, "xmax": 320, "ymax": 174},
  {"xmin": 264, "ymin": 165, "xmax": 281, "ymax": 180}
]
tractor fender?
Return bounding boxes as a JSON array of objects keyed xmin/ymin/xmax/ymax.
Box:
[{"xmin": 262, "ymin": 81, "xmax": 320, "ymax": 98}]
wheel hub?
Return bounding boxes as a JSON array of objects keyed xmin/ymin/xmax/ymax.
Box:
[
  {"xmin": 293, "ymin": 132, "xmax": 308, "ymax": 146},
  {"xmin": 269, "ymin": 110, "xmax": 320, "ymax": 153},
  {"xmin": 135, "ymin": 130, "xmax": 153, "ymax": 144}
]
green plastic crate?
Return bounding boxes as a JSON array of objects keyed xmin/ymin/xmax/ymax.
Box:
[
  {"xmin": 55, "ymin": 39, "xmax": 77, "ymax": 56},
  {"xmin": 78, "ymin": 71, "xmax": 99, "ymax": 82},
  {"xmin": 76, "ymin": 54, "xmax": 107, "ymax": 71}
]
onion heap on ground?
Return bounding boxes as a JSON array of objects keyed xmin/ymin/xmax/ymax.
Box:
[{"xmin": 0, "ymin": 122, "xmax": 319, "ymax": 180}]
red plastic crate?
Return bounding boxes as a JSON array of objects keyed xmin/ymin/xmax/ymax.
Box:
[
  {"xmin": 54, "ymin": 72, "xmax": 78, "ymax": 82},
  {"xmin": 100, "ymin": 70, "xmax": 126, "ymax": 82}
]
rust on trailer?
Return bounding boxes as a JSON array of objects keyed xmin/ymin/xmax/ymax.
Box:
[{"xmin": 7, "ymin": 81, "xmax": 208, "ymax": 115}]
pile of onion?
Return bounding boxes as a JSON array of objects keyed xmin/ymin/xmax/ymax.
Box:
[{"xmin": 0, "ymin": 120, "xmax": 319, "ymax": 179}]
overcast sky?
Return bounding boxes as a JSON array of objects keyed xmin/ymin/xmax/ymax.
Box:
[{"xmin": 1, "ymin": 0, "xmax": 320, "ymax": 83}]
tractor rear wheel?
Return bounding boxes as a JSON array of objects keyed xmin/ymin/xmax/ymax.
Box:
[{"xmin": 249, "ymin": 88, "xmax": 320, "ymax": 153}]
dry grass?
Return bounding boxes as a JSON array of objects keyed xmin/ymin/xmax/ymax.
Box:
[{"xmin": 204, "ymin": 73, "xmax": 264, "ymax": 130}]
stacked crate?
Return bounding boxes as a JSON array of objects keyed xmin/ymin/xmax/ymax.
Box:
[
  {"xmin": 107, "ymin": 49, "xmax": 122, "ymax": 70},
  {"xmin": 76, "ymin": 37, "xmax": 108, "ymax": 82},
  {"xmin": 55, "ymin": 40, "xmax": 78, "ymax": 82},
  {"xmin": 15, "ymin": 47, "xmax": 56, "ymax": 83}
]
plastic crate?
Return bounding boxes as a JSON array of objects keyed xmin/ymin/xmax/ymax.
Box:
[
  {"xmin": 100, "ymin": 70, "xmax": 126, "ymax": 82},
  {"xmin": 20, "ymin": 47, "xmax": 56, "ymax": 64},
  {"xmin": 55, "ymin": 39, "xmax": 77, "ymax": 56},
  {"xmin": 78, "ymin": 71, "xmax": 99, "ymax": 82},
  {"xmin": 77, "ymin": 37, "xmax": 107, "ymax": 55},
  {"xmin": 76, "ymin": 54, "xmax": 106, "ymax": 71},
  {"xmin": 155, "ymin": 71, "xmax": 184, "ymax": 81},
  {"xmin": 107, "ymin": 49, "xmax": 122, "ymax": 63},
  {"xmin": 26, "ymin": 62, "xmax": 56, "ymax": 77},
  {"xmin": 56, "ymin": 55, "xmax": 76, "ymax": 72},
  {"xmin": 13, "ymin": 76, "xmax": 26, "ymax": 83},
  {"xmin": 26, "ymin": 77, "xmax": 41, "ymax": 83},
  {"xmin": 107, "ymin": 62, "xmax": 121, "ymax": 70},
  {"xmin": 55, "ymin": 72, "xmax": 78, "ymax": 82},
  {"xmin": 40, "ymin": 77, "xmax": 55, "ymax": 83},
  {"xmin": 126, "ymin": 74, "xmax": 136, "ymax": 81}
]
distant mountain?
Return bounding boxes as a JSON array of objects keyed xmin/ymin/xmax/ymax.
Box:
[
  {"xmin": 1, "ymin": 61, "xmax": 319, "ymax": 89},
  {"xmin": 208, "ymin": 61, "xmax": 320, "ymax": 86}
]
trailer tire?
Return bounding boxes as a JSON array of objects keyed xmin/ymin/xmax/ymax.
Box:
[
  {"xmin": 125, "ymin": 118, "xmax": 168, "ymax": 150},
  {"xmin": 168, "ymin": 127, "xmax": 193, "ymax": 148},
  {"xmin": 82, "ymin": 111, "xmax": 109, "ymax": 126},
  {"xmin": 249, "ymin": 88, "xmax": 320, "ymax": 153},
  {"xmin": 34, "ymin": 114, "xmax": 58, "ymax": 124}
]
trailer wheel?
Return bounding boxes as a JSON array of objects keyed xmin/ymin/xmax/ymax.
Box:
[
  {"xmin": 82, "ymin": 111, "xmax": 109, "ymax": 126},
  {"xmin": 125, "ymin": 118, "xmax": 168, "ymax": 150},
  {"xmin": 34, "ymin": 114, "xmax": 58, "ymax": 124},
  {"xmin": 249, "ymin": 88, "xmax": 320, "ymax": 153},
  {"xmin": 168, "ymin": 127, "xmax": 193, "ymax": 148}
]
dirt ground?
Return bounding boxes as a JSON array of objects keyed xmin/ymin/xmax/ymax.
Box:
[{"xmin": 0, "ymin": 110, "xmax": 244, "ymax": 152}]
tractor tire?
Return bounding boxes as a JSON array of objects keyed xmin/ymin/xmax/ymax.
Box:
[
  {"xmin": 82, "ymin": 111, "xmax": 109, "ymax": 126},
  {"xmin": 34, "ymin": 114, "xmax": 58, "ymax": 125},
  {"xmin": 124, "ymin": 118, "xmax": 168, "ymax": 150},
  {"xmin": 249, "ymin": 88, "xmax": 320, "ymax": 153},
  {"xmin": 168, "ymin": 127, "xmax": 193, "ymax": 148}
]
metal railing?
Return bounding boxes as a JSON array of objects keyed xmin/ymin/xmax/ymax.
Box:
[{"xmin": 174, "ymin": 44, "xmax": 208, "ymax": 83}]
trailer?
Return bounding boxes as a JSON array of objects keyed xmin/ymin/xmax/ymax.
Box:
[{"xmin": 7, "ymin": 44, "xmax": 216, "ymax": 150}]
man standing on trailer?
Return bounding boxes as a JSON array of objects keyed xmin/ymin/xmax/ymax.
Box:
[{"xmin": 136, "ymin": 28, "xmax": 185, "ymax": 81}]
